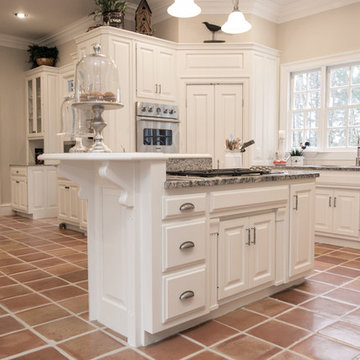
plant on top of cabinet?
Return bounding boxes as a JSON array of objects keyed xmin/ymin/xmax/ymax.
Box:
[
  {"xmin": 90, "ymin": 0, "xmax": 127, "ymax": 28},
  {"xmin": 27, "ymin": 44, "xmax": 59, "ymax": 68}
]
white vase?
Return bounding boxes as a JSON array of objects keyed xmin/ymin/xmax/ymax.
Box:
[{"xmin": 290, "ymin": 156, "xmax": 304, "ymax": 166}]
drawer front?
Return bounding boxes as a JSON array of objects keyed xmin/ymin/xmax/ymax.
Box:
[
  {"xmin": 162, "ymin": 193, "xmax": 206, "ymax": 219},
  {"xmin": 163, "ymin": 219, "xmax": 206, "ymax": 271},
  {"xmin": 210, "ymin": 186, "xmax": 288, "ymax": 212},
  {"xmin": 163, "ymin": 267, "xmax": 206, "ymax": 323},
  {"xmin": 11, "ymin": 167, "xmax": 27, "ymax": 177}
]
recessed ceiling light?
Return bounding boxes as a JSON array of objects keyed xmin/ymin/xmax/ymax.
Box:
[{"xmin": 14, "ymin": 12, "xmax": 27, "ymax": 19}]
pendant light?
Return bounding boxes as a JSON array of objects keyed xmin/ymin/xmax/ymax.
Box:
[
  {"xmin": 222, "ymin": 0, "xmax": 251, "ymax": 34},
  {"xmin": 167, "ymin": 0, "xmax": 201, "ymax": 18}
]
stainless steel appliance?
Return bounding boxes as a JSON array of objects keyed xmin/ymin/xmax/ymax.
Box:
[{"xmin": 136, "ymin": 101, "xmax": 179, "ymax": 153}]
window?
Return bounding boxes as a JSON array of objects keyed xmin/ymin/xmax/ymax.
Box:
[
  {"xmin": 327, "ymin": 64, "xmax": 360, "ymax": 148},
  {"xmin": 290, "ymin": 70, "xmax": 321, "ymax": 149},
  {"xmin": 289, "ymin": 61, "xmax": 360, "ymax": 151}
]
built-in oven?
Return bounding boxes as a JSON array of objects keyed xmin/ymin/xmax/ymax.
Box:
[{"xmin": 136, "ymin": 101, "xmax": 179, "ymax": 153}]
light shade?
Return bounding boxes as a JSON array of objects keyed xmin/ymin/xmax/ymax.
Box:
[
  {"xmin": 221, "ymin": 10, "xmax": 251, "ymax": 34},
  {"xmin": 167, "ymin": 0, "xmax": 201, "ymax": 18}
]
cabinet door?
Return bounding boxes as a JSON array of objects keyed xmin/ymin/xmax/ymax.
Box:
[
  {"xmin": 11, "ymin": 178, "xmax": 20, "ymax": 210},
  {"xmin": 57, "ymin": 184, "xmax": 69, "ymax": 220},
  {"xmin": 218, "ymin": 217, "xmax": 249, "ymax": 300},
  {"xmin": 214, "ymin": 84, "xmax": 243, "ymax": 169},
  {"xmin": 314, "ymin": 188, "xmax": 333, "ymax": 233},
  {"xmin": 248, "ymin": 212, "xmax": 275, "ymax": 289},
  {"xmin": 69, "ymin": 186, "xmax": 80, "ymax": 223},
  {"xmin": 18, "ymin": 178, "xmax": 28, "ymax": 212},
  {"xmin": 289, "ymin": 183, "xmax": 315, "ymax": 278},
  {"xmin": 333, "ymin": 189, "xmax": 360, "ymax": 238},
  {"xmin": 157, "ymin": 47, "xmax": 176, "ymax": 102},
  {"xmin": 27, "ymin": 79, "xmax": 34, "ymax": 135},
  {"xmin": 186, "ymin": 85, "xmax": 215, "ymax": 163},
  {"xmin": 136, "ymin": 43, "xmax": 157, "ymax": 99}
]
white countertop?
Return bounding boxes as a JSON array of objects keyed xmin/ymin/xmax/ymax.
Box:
[{"xmin": 40, "ymin": 153, "xmax": 212, "ymax": 161}]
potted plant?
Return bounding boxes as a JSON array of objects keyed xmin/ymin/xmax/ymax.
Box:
[
  {"xmin": 27, "ymin": 45, "xmax": 59, "ymax": 68},
  {"xmin": 289, "ymin": 148, "xmax": 304, "ymax": 165},
  {"xmin": 90, "ymin": 0, "xmax": 127, "ymax": 29}
]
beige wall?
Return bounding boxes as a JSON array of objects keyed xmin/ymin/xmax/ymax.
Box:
[
  {"xmin": 154, "ymin": 13, "xmax": 277, "ymax": 49},
  {"xmin": 56, "ymin": 40, "xmax": 77, "ymax": 67},
  {"xmin": 0, "ymin": 46, "xmax": 27, "ymax": 204},
  {"xmin": 278, "ymin": 2, "xmax": 360, "ymax": 63}
]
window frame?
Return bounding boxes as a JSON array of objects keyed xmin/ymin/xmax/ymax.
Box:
[{"xmin": 281, "ymin": 51, "xmax": 360, "ymax": 157}]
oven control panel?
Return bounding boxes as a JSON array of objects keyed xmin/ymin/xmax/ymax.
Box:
[{"xmin": 136, "ymin": 102, "xmax": 178, "ymax": 120}]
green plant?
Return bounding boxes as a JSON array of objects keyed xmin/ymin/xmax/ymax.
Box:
[
  {"xmin": 290, "ymin": 149, "xmax": 303, "ymax": 156},
  {"xmin": 27, "ymin": 44, "xmax": 59, "ymax": 68},
  {"xmin": 90, "ymin": 0, "xmax": 127, "ymax": 19}
]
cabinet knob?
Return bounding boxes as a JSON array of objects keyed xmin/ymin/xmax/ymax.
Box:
[
  {"xmin": 179, "ymin": 290, "xmax": 194, "ymax": 300},
  {"xmin": 16, "ymin": 180, "xmax": 19, "ymax": 184},
  {"xmin": 65, "ymin": 186, "xmax": 70, "ymax": 190},
  {"xmin": 179, "ymin": 202, "xmax": 195, "ymax": 212},
  {"xmin": 179, "ymin": 241, "xmax": 195, "ymax": 250}
]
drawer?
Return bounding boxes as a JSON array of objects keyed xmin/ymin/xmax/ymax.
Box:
[
  {"xmin": 162, "ymin": 193, "xmax": 206, "ymax": 219},
  {"xmin": 210, "ymin": 186, "xmax": 288, "ymax": 212},
  {"xmin": 163, "ymin": 267, "xmax": 206, "ymax": 323},
  {"xmin": 11, "ymin": 167, "xmax": 27, "ymax": 177},
  {"xmin": 163, "ymin": 219, "xmax": 206, "ymax": 271}
]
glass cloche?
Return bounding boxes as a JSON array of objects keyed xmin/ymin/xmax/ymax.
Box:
[
  {"xmin": 72, "ymin": 44, "xmax": 123, "ymax": 152},
  {"xmin": 74, "ymin": 44, "xmax": 121, "ymax": 105},
  {"xmin": 58, "ymin": 95, "xmax": 93, "ymax": 152}
]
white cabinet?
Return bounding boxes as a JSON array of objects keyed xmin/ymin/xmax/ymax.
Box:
[
  {"xmin": 10, "ymin": 166, "xmax": 57, "ymax": 219},
  {"xmin": 25, "ymin": 66, "xmax": 59, "ymax": 165},
  {"xmin": 186, "ymin": 84, "xmax": 243, "ymax": 168},
  {"xmin": 289, "ymin": 183, "xmax": 314, "ymax": 278},
  {"xmin": 57, "ymin": 177, "xmax": 87, "ymax": 232},
  {"xmin": 315, "ymin": 187, "xmax": 359, "ymax": 238},
  {"xmin": 136, "ymin": 42, "xmax": 176, "ymax": 102},
  {"xmin": 218, "ymin": 212, "xmax": 275, "ymax": 300}
]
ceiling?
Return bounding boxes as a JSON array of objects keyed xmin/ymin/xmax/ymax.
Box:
[{"xmin": 1, "ymin": 0, "xmax": 359, "ymax": 45}]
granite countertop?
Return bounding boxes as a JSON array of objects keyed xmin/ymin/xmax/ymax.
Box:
[
  {"xmin": 165, "ymin": 170, "xmax": 320, "ymax": 189},
  {"xmin": 277, "ymin": 165, "xmax": 360, "ymax": 172}
]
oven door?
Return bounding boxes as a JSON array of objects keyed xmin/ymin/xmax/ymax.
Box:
[{"xmin": 137, "ymin": 119, "xmax": 179, "ymax": 153}]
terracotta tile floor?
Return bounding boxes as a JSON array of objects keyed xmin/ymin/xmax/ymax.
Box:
[{"xmin": 1, "ymin": 216, "xmax": 360, "ymax": 359}]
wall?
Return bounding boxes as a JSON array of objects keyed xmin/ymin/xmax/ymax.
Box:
[
  {"xmin": 56, "ymin": 40, "xmax": 77, "ymax": 67},
  {"xmin": 278, "ymin": 2, "xmax": 360, "ymax": 64},
  {"xmin": 0, "ymin": 46, "xmax": 27, "ymax": 206},
  {"xmin": 154, "ymin": 13, "xmax": 277, "ymax": 49}
]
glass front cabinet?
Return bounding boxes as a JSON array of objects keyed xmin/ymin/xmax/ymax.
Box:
[{"xmin": 25, "ymin": 66, "xmax": 59, "ymax": 164}]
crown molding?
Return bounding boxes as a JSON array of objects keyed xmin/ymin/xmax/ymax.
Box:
[{"xmin": 0, "ymin": 33, "xmax": 29, "ymax": 50}]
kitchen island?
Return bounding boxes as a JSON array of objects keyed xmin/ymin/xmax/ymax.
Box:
[{"xmin": 40, "ymin": 153, "xmax": 319, "ymax": 347}]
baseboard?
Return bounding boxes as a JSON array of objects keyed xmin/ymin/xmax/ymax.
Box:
[
  {"xmin": 316, "ymin": 234, "xmax": 360, "ymax": 250},
  {"xmin": 0, "ymin": 204, "xmax": 13, "ymax": 216}
]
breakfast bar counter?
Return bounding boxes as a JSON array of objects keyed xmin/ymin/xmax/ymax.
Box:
[{"xmin": 40, "ymin": 153, "xmax": 318, "ymax": 347}]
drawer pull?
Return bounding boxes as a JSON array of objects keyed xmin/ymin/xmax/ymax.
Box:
[
  {"xmin": 179, "ymin": 290, "xmax": 194, "ymax": 300},
  {"xmin": 179, "ymin": 202, "xmax": 195, "ymax": 212},
  {"xmin": 65, "ymin": 186, "xmax": 70, "ymax": 190},
  {"xmin": 179, "ymin": 241, "xmax": 195, "ymax": 250}
]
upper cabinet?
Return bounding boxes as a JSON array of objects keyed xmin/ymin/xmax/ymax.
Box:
[
  {"xmin": 136, "ymin": 42, "xmax": 177, "ymax": 102},
  {"xmin": 25, "ymin": 66, "xmax": 59, "ymax": 164}
]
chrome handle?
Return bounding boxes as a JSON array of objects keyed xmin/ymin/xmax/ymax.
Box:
[
  {"xmin": 252, "ymin": 227, "xmax": 256, "ymax": 245},
  {"xmin": 179, "ymin": 202, "xmax": 195, "ymax": 212},
  {"xmin": 155, "ymin": 84, "xmax": 158, "ymax": 93},
  {"xmin": 293, "ymin": 195, "xmax": 298, "ymax": 210},
  {"xmin": 334, "ymin": 197, "xmax": 337, "ymax": 208},
  {"xmin": 179, "ymin": 241, "xmax": 195, "ymax": 250},
  {"xmin": 159, "ymin": 84, "xmax": 161, "ymax": 94},
  {"xmin": 246, "ymin": 228, "xmax": 251, "ymax": 246},
  {"xmin": 329, "ymin": 196, "xmax": 332, "ymax": 207},
  {"xmin": 179, "ymin": 290, "xmax": 194, "ymax": 300}
]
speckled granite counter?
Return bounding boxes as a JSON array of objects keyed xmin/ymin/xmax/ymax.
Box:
[
  {"xmin": 165, "ymin": 170, "xmax": 319, "ymax": 189},
  {"xmin": 277, "ymin": 165, "xmax": 360, "ymax": 171}
]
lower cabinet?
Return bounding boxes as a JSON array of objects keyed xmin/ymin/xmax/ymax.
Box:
[
  {"xmin": 218, "ymin": 212, "xmax": 275, "ymax": 300},
  {"xmin": 315, "ymin": 187, "xmax": 359, "ymax": 238},
  {"xmin": 10, "ymin": 165, "xmax": 57, "ymax": 219},
  {"xmin": 57, "ymin": 177, "xmax": 87, "ymax": 231},
  {"xmin": 289, "ymin": 183, "xmax": 314, "ymax": 278}
]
